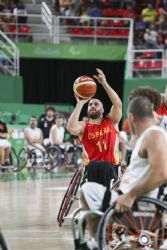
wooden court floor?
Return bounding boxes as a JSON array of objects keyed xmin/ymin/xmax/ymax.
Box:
[{"xmin": 0, "ymin": 172, "xmax": 76, "ymax": 250}]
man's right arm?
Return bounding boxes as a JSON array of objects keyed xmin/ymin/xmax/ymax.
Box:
[{"xmin": 66, "ymin": 97, "xmax": 89, "ymax": 137}]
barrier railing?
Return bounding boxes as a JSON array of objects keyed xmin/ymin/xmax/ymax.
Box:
[
  {"xmin": 0, "ymin": 30, "xmax": 19, "ymax": 76},
  {"xmin": 127, "ymin": 49, "xmax": 166, "ymax": 78},
  {"xmin": 0, "ymin": 13, "xmax": 132, "ymax": 45},
  {"xmin": 54, "ymin": 16, "xmax": 132, "ymax": 45},
  {"xmin": 41, "ymin": 1, "xmax": 53, "ymax": 37},
  {"xmin": 0, "ymin": 13, "xmax": 54, "ymax": 43}
]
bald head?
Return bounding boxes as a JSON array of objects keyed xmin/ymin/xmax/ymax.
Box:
[{"xmin": 128, "ymin": 97, "xmax": 154, "ymax": 119}]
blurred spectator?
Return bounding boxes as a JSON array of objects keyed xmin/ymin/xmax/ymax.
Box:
[
  {"xmin": 156, "ymin": 3, "xmax": 167, "ymax": 17},
  {"xmin": 0, "ymin": 119, "xmax": 11, "ymax": 166},
  {"xmin": 13, "ymin": 1, "xmax": 27, "ymax": 24},
  {"xmin": 9, "ymin": 113, "xmax": 17, "ymax": 124},
  {"xmin": 156, "ymin": 85, "xmax": 167, "ymax": 115},
  {"xmin": 50, "ymin": 114, "xmax": 73, "ymax": 165},
  {"xmin": 38, "ymin": 107, "xmax": 56, "ymax": 144},
  {"xmin": 50, "ymin": 114, "xmax": 65, "ymax": 145},
  {"xmin": 24, "ymin": 116, "xmax": 45, "ymax": 153},
  {"xmin": 59, "ymin": 0, "xmax": 72, "ymax": 15},
  {"xmin": 163, "ymin": 0, "xmax": 167, "ymax": 9},
  {"xmin": 80, "ymin": 7, "xmax": 90, "ymax": 25},
  {"xmin": 143, "ymin": 27, "xmax": 158, "ymax": 49},
  {"xmin": 121, "ymin": 0, "xmax": 136, "ymax": 9},
  {"xmin": 159, "ymin": 15, "xmax": 167, "ymax": 42},
  {"xmin": 64, "ymin": 4, "xmax": 75, "ymax": 16},
  {"xmin": 141, "ymin": 3, "xmax": 157, "ymax": 23},
  {"xmin": 24, "ymin": 116, "xmax": 45, "ymax": 167},
  {"xmin": 88, "ymin": 4, "xmax": 101, "ymax": 18}
]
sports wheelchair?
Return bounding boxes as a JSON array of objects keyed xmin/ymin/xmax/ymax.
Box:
[
  {"xmin": 46, "ymin": 143, "xmax": 82, "ymax": 171},
  {"xmin": 57, "ymin": 166, "xmax": 120, "ymax": 227},
  {"xmin": 57, "ymin": 167, "xmax": 85, "ymax": 227},
  {"xmin": 72, "ymin": 182, "xmax": 167, "ymax": 250},
  {"xmin": 18, "ymin": 146, "xmax": 55, "ymax": 172},
  {"xmin": 0, "ymin": 147, "xmax": 19, "ymax": 172},
  {"xmin": 17, "ymin": 142, "xmax": 82, "ymax": 172}
]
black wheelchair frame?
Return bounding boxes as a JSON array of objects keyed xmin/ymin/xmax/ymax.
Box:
[
  {"xmin": 57, "ymin": 168, "xmax": 85, "ymax": 227},
  {"xmin": 0, "ymin": 231, "xmax": 10, "ymax": 250}
]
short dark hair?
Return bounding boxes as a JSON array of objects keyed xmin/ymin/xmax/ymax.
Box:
[
  {"xmin": 128, "ymin": 86, "xmax": 161, "ymax": 111},
  {"xmin": 56, "ymin": 114, "xmax": 64, "ymax": 120},
  {"xmin": 30, "ymin": 116, "xmax": 37, "ymax": 120},
  {"xmin": 45, "ymin": 106, "xmax": 55, "ymax": 113},
  {"xmin": 128, "ymin": 96, "xmax": 153, "ymax": 119}
]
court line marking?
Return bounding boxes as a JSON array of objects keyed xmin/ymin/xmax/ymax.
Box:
[
  {"xmin": 44, "ymin": 187, "xmax": 68, "ymax": 191},
  {"xmin": 4, "ymin": 230, "xmax": 71, "ymax": 233},
  {"xmin": 8, "ymin": 238, "xmax": 73, "ymax": 240},
  {"xmin": 44, "ymin": 187, "xmax": 81, "ymax": 191}
]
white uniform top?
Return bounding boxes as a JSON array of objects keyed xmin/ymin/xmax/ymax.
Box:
[
  {"xmin": 24, "ymin": 127, "xmax": 41, "ymax": 146},
  {"xmin": 119, "ymin": 125, "xmax": 167, "ymax": 198},
  {"xmin": 159, "ymin": 116, "xmax": 167, "ymax": 132},
  {"xmin": 50, "ymin": 126, "xmax": 65, "ymax": 145}
]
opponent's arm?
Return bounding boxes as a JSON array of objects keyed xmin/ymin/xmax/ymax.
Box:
[
  {"xmin": 93, "ymin": 68, "xmax": 122, "ymax": 125},
  {"xmin": 66, "ymin": 96, "xmax": 89, "ymax": 137},
  {"xmin": 129, "ymin": 132, "xmax": 167, "ymax": 197},
  {"xmin": 116, "ymin": 131, "xmax": 167, "ymax": 211}
]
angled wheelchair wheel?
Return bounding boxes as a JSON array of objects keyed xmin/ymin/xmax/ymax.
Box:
[
  {"xmin": 97, "ymin": 197, "xmax": 167, "ymax": 250},
  {"xmin": 9, "ymin": 147, "xmax": 19, "ymax": 171},
  {"xmin": 18, "ymin": 148, "xmax": 28, "ymax": 171},
  {"xmin": 57, "ymin": 168, "xmax": 83, "ymax": 227},
  {"xmin": 0, "ymin": 231, "xmax": 9, "ymax": 250},
  {"xmin": 46, "ymin": 145, "xmax": 62, "ymax": 171}
]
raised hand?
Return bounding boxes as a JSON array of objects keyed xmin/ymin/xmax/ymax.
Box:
[
  {"xmin": 93, "ymin": 68, "xmax": 107, "ymax": 85},
  {"xmin": 74, "ymin": 94, "xmax": 91, "ymax": 105}
]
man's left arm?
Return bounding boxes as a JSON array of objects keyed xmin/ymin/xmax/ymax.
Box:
[
  {"xmin": 93, "ymin": 68, "xmax": 122, "ymax": 125},
  {"xmin": 116, "ymin": 131, "xmax": 167, "ymax": 212}
]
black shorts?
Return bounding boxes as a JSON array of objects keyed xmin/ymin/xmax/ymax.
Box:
[{"xmin": 85, "ymin": 160, "xmax": 119, "ymax": 189}]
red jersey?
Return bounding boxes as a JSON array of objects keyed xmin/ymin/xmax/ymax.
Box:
[
  {"xmin": 82, "ymin": 117, "xmax": 119, "ymax": 165},
  {"xmin": 156, "ymin": 103, "xmax": 167, "ymax": 116}
]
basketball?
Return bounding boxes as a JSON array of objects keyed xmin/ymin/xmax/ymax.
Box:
[{"xmin": 73, "ymin": 76, "xmax": 97, "ymax": 99}]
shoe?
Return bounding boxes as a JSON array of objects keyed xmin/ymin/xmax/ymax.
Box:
[{"xmin": 87, "ymin": 238, "xmax": 98, "ymax": 250}]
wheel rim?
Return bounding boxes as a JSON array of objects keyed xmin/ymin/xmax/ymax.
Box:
[
  {"xmin": 98, "ymin": 198, "xmax": 167, "ymax": 250},
  {"xmin": 18, "ymin": 148, "xmax": 28, "ymax": 171}
]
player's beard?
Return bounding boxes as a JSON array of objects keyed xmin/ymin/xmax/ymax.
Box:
[{"xmin": 88, "ymin": 110, "xmax": 102, "ymax": 120}]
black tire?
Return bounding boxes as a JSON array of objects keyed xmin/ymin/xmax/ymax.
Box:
[
  {"xmin": 9, "ymin": 147, "xmax": 19, "ymax": 171},
  {"xmin": 46, "ymin": 145, "xmax": 62, "ymax": 171},
  {"xmin": 57, "ymin": 168, "xmax": 83, "ymax": 227},
  {"xmin": 97, "ymin": 197, "xmax": 167, "ymax": 250},
  {"xmin": 18, "ymin": 148, "xmax": 28, "ymax": 171},
  {"xmin": 0, "ymin": 231, "xmax": 9, "ymax": 250}
]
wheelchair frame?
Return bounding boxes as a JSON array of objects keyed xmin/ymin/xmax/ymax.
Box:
[
  {"xmin": 57, "ymin": 168, "xmax": 84, "ymax": 227},
  {"xmin": 0, "ymin": 231, "xmax": 10, "ymax": 250},
  {"xmin": 72, "ymin": 196, "xmax": 167, "ymax": 250},
  {"xmin": 0, "ymin": 147, "xmax": 19, "ymax": 172}
]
